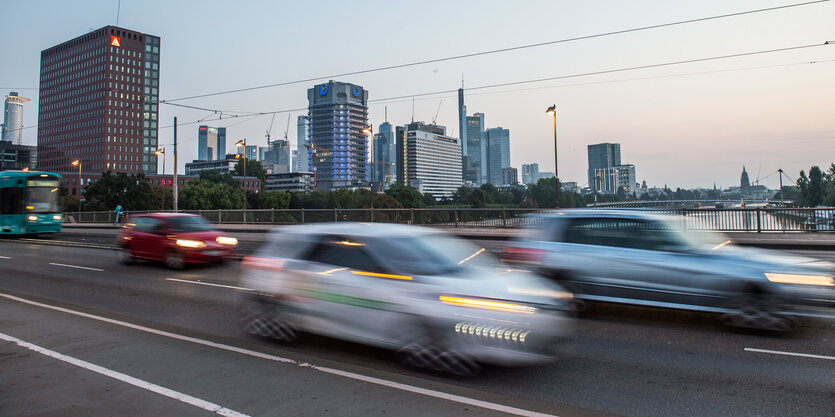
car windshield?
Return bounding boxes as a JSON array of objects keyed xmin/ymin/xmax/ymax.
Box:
[
  {"xmin": 168, "ymin": 216, "xmax": 213, "ymax": 232},
  {"xmin": 654, "ymin": 218, "xmax": 735, "ymax": 251},
  {"xmin": 369, "ymin": 234, "xmax": 499, "ymax": 276}
]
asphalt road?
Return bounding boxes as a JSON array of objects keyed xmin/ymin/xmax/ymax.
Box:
[{"xmin": 1, "ymin": 240, "xmax": 833, "ymax": 417}]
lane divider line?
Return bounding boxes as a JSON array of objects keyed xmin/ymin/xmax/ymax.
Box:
[
  {"xmin": 0, "ymin": 292, "xmax": 558, "ymax": 417},
  {"xmin": 0, "ymin": 256, "xmax": 10, "ymax": 259},
  {"xmin": 48, "ymin": 262, "xmax": 104, "ymax": 272},
  {"xmin": 0, "ymin": 331, "xmax": 250, "ymax": 417},
  {"xmin": 165, "ymin": 278, "xmax": 253, "ymax": 292},
  {"xmin": 744, "ymin": 347, "xmax": 835, "ymax": 361}
]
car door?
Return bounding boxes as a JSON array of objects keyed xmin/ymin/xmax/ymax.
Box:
[
  {"xmin": 130, "ymin": 217, "xmax": 168, "ymax": 260},
  {"xmin": 300, "ymin": 236, "xmax": 400, "ymax": 343}
]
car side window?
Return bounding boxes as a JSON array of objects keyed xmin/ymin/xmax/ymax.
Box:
[
  {"xmin": 133, "ymin": 217, "xmax": 158, "ymax": 233},
  {"xmin": 565, "ymin": 218, "xmax": 681, "ymax": 251},
  {"xmin": 305, "ymin": 237, "xmax": 384, "ymax": 272}
]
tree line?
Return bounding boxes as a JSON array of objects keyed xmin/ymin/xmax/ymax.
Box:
[{"xmin": 63, "ymin": 160, "xmax": 835, "ymax": 211}]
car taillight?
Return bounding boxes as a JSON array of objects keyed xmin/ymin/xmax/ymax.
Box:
[{"xmin": 502, "ymin": 247, "xmax": 545, "ymax": 264}]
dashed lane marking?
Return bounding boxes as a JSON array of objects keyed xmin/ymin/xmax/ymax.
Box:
[
  {"xmin": 744, "ymin": 347, "xmax": 835, "ymax": 361},
  {"xmin": 48, "ymin": 262, "xmax": 104, "ymax": 272},
  {"xmin": 165, "ymin": 278, "xmax": 253, "ymax": 292}
]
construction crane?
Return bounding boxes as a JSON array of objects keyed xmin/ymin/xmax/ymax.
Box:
[
  {"xmin": 431, "ymin": 100, "xmax": 442, "ymax": 125},
  {"xmin": 283, "ymin": 114, "xmax": 291, "ymax": 142},
  {"xmin": 265, "ymin": 114, "xmax": 276, "ymax": 147}
]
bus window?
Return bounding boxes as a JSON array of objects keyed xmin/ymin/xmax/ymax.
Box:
[
  {"xmin": 26, "ymin": 187, "xmax": 61, "ymax": 213},
  {"xmin": 1, "ymin": 188, "xmax": 23, "ymax": 214}
]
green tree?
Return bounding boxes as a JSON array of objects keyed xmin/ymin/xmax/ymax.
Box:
[
  {"xmin": 233, "ymin": 159, "xmax": 267, "ymax": 189},
  {"xmin": 385, "ymin": 183, "xmax": 426, "ymax": 208},
  {"xmin": 178, "ymin": 179, "xmax": 244, "ymax": 210},
  {"xmin": 797, "ymin": 166, "xmax": 825, "ymax": 207},
  {"xmin": 262, "ymin": 191, "xmax": 291, "ymax": 209},
  {"xmin": 84, "ymin": 171, "xmax": 154, "ymax": 211},
  {"xmin": 464, "ymin": 188, "xmax": 487, "ymax": 208}
]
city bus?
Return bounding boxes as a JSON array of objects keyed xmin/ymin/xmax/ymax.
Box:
[{"xmin": 0, "ymin": 170, "xmax": 63, "ymax": 235}]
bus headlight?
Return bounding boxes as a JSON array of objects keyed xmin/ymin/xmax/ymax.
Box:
[
  {"xmin": 27, "ymin": 215, "xmax": 38, "ymax": 221},
  {"xmin": 53, "ymin": 215, "xmax": 62, "ymax": 220}
]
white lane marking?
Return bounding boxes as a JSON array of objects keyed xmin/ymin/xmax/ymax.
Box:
[
  {"xmin": 165, "ymin": 278, "xmax": 253, "ymax": 292},
  {"xmin": 0, "ymin": 331, "xmax": 250, "ymax": 417},
  {"xmin": 0, "ymin": 256, "xmax": 10, "ymax": 259},
  {"xmin": 48, "ymin": 262, "xmax": 104, "ymax": 272},
  {"xmin": 745, "ymin": 347, "xmax": 835, "ymax": 361},
  {"xmin": 0, "ymin": 292, "xmax": 557, "ymax": 417}
]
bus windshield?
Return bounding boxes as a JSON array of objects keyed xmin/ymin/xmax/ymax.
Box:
[{"xmin": 27, "ymin": 187, "xmax": 61, "ymax": 213}]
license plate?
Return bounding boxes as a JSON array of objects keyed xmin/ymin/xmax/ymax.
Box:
[{"xmin": 204, "ymin": 250, "xmax": 222, "ymax": 257}]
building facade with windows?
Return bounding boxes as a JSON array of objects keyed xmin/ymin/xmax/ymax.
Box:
[
  {"xmin": 37, "ymin": 26, "xmax": 160, "ymax": 174},
  {"xmin": 307, "ymin": 80, "xmax": 368, "ymax": 191},
  {"xmin": 2, "ymin": 92, "xmax": 30, "ymax": 144},
  {"xmin": 396, "ymin": 122, "xmax": 462, "ymax": 198},
  {"xmin": 0, "ymin": 141, "xmax": 37, "ymax": 170},
  {"xmin": 197, "ymin": 126, "xmax": 226, "ymax": 161},
  {"xmin": 522, "ymin": 163, "xmax": 540, "ymax": 185},
  {"xmin": 486, "ymin": 127, "xmax": 510, "ymax": 186},
  {"xmin": 265, "ymin": 172, "xmax": 314, "ymax": 193},
  {"xmin": 501, "ymin": 167, "xmax": 518, "ymax": 186},
  {"xmin": 296, "ymin": 115, "xmax": 309, "ymax": 172},
  {"xmin": 464, "ymin": 113, "xmax": 486, "ymax": 185},
  {"xmin": 372, "ymin": 121, "xmax": 396, "ymax": 188}
]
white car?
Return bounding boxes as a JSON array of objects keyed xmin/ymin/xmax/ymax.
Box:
[
  {"xmin": 238, "ymin": 223, "xmax": 573, "ymax": 374},
  {"xmin": 504, "ymin": 210, "xmax": 835, "ymax": 331}
]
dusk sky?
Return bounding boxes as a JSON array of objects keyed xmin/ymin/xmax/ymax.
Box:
[{"xmin": 3, "ymin": 0, "xmax": 834, "ymax": 189}]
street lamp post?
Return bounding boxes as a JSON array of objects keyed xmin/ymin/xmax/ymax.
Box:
[
  {"xmin": 71, "ymin": 160, "xmax": 81, "ymax": 222},
  {"xmin": 235, "ymin": 139, "xmax": 247, "ymax": 212},
  {"xmin": 546, "ymin": 105, "xmax": 559, "ymax": 209},
  {"xmin": 155, "ymin": 148, "xmax": 165, "ymax": 210}
]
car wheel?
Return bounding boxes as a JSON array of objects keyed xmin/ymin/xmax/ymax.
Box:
[
  {"xmin": 164, "ymin": 250, "xmax": 186, "ymax": 270},
  {"xmin": 395, "ymin": 322, "xmax": 478, "ymax": 376},
  {"xmin": 721, "ymin": 293, "xmax": 796, "ymax": 332},
  {"xmin": 117, "ymin": 246, "xmax": 134, "ymax": 265},
  {"xmin": 239, "ymin": 294, "xmax": 298, "ymax": 342}
]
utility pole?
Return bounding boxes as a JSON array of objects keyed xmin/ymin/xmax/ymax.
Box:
[{"xmin": 173, "ymin": 117, "xmax": 178, "ymax": 211}]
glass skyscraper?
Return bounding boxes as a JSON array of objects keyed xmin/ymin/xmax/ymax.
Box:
[
  {"xmin": 486, "ymin": 127, "xmax": 510, "ymax": 186},
  {"xmin": 2, "ymin": 92, "xmax": 30, "ymax": 144},
  {"xmin": 198, "ymin": 125, "xmax": 226, "ymax": 161},
  {"xmin": 372, "ymin": 121, "xmax": 396, "ymax": 187}
]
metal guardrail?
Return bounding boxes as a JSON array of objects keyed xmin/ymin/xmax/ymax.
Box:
[{"xmin": 66, "ymin": 207, "xmax": 835, "ymax": 232}]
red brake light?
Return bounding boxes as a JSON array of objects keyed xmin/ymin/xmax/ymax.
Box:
[{"xmin": 502, "ymin": 247, "xmax": 544, "ymax": 264}]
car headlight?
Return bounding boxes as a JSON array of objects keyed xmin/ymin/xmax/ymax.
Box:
[
  {"xmin": 216, "ymin": 236, "xmax": 238, "ymax": 246},
  {"xmin": 765, "ymin": 273, "xmax": 835, "ymax": 287},
  {"xmin": 27, "ymin": 215, "xmax": 38, "ymax": 221},
  {"xmin": 439, "ymin": 296, "xmax": 537, "ymax": 314},
  {"xmin": 52, "ymin": 215, "xmax": 62, "ymax": 220},
  {"xmin": 176, "ymin": 239, "xmax": 207, "ymax": 249}
]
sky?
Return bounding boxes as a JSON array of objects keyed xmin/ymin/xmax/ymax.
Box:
[{"xmin": 2, "ymin": 0, "xmax": 834, "ymax": 189}]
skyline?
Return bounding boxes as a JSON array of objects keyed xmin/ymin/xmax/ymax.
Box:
[{"xmin": 2, "ymin": 0, "xmax": 834, "ymax": 189}]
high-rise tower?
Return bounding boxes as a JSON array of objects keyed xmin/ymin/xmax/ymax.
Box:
[
  {"xmin": 2, "ymin": 92, "xmax": 31, "ymax": 144},
  {"xmin": 307, "ymin": 80, "xmax": 368, "ymax": 191},
  {"xmin": 37, "ymin": 26, "xmax": 161, "ymax": 173}
]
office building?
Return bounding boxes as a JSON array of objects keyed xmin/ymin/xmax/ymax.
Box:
[
  {"xmin": 245, "ymin": 144, "xmax": 258, "ymax": 161},
  {"xmin": 486, "ymin": 127, "xmax": 510, "ymax": 186},
  {"xmin": 591, "ymin": 164, "xmax": 636, "ymax": 194},
  {"xmin": 265, "ymin": 172, "xmax": 314, "ymax": 193},
  {"xmin": 307, "ymin": 80, "xmax": 368, "ymax": 191},
  {"xmin": 587, "ymin": 143, "xmax": 621, "ymax": 191},
  {"xmin": 185, "ymin": 158, "xmax": 238, "ymax": 176},
  {"xmin": 296, "ymin": 115, "xmax": 309, "ymax": 172},
  {"xmin": 458, "ymin": 87, "xmax": 467, "ymax": 164},
  {"xmin": 522, "ymin": 163, "xmax": 540, "ymax": 185},
  {"xmin": 501, "ymin": 167, "xmax": 518, "ymax": 186},
  {"xmin": 37, "ymin": 26, "xmax": 160, "ymax": 174},
  {"xmin": 3, "ymin": 92, "xmax": 30, "ymax": 144},
  {"xmin": 0, "ymin": 140, "xmax": 37, "ymax": 170},
  {"xmin": 263, "ymin": 139, "xmax": 291, "ymax": 174},
  {"xmin": 198, "ymin": 125, "xmax": 226, "ymax": 161},
  {"xmin": 464, "ymin": 113, "xmax": 486, "ymax": 185},
  {"xmin": 372, "ymin": 121, "xmax": 396, "ymax": 188},
  {"xmin": 396, "ymin": 122, "xmax": 462, "ymax": 198}
]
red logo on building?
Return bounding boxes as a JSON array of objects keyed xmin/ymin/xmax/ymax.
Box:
[{"xmin": 111, "ymin": 36, "xmax": 121, "ymax": 47}]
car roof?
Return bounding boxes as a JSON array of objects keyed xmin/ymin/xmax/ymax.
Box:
[
  {"xmin": 270, "ymin": 222, "xmax": 444, "ymax": 239},
  {"xmin": 528, "ymin": 208, "xmax": 675, "ymax": 222}
]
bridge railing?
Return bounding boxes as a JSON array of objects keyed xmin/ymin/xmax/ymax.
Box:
[{"xmin": 65, "ymin": 207, "xmax": 835, "ymax": 232}]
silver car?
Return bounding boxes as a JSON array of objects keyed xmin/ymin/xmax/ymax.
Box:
[
  {"xmin": 238, "ymin": 223, "xmax": 573, "ymax": 374},
  {"xmin": 504, "ymin": 210, "xmax": 835, "ymax": 331}
]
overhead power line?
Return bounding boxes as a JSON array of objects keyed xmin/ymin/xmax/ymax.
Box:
[{"xmin": 160, "ymin": 0, "xmax": 830, "ymax": 103}]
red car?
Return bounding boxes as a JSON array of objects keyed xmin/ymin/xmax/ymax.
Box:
[{"xmin": 117, "ymin": 213, "xmax": 238, "ymax": 269}]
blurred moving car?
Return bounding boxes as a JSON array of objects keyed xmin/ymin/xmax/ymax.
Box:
[
  {"xmin": 238, "ymin": 223, "xmax": 573, "ymax": 374},
  {"xmin": 504, "ymin": 210, "xmax": 835, "ymax": 331},
  {"xmin": 117, "ymin": 213, "xmax": 238, "ymax": 269}
]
